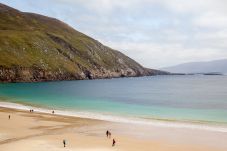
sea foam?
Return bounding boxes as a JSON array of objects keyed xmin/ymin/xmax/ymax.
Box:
[{"xmin": 1, "ymin": 101, "xmax": 227, "ymax": 133}]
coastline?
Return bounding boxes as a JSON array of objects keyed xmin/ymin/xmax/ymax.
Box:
[
  {"xmin": 1, "ymin": 105, "xmax": 227, "ymax": 151},
  {"xmin": 0, "ymin": 101, "xmax": 227, "ymax": 133}
]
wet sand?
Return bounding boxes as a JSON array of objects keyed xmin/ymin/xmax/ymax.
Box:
[{"xmin": 0, "ymin": 107, "xmax": 227, "ymax": 151}]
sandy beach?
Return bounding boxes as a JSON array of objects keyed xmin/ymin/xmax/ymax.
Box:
[{"xmin": 0, "ymin": 106, "xmax": 227, "ymax": 151}]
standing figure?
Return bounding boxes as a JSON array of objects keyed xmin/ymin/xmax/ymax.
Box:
[
  {"xmin": 108, "ymin": 132, "xmax": 111, "ymax": 139},
  {"xmin": 63, "ymin": 139, "xmax": 66, "ymax": 147},
  {"xmin": 112, "ymin": 138, "xmax": 116, "ymax": 147},
  {"xmin": 8, "ymin": 115, "xmax": 10, "ymax": 120},
  {"xmin": 106, "ymin": 130, "xmax": 109, "ymax": 138}
]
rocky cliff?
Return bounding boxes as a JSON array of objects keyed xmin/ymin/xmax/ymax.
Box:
[{"xmin": 0, "ymin": 3, "xmax": 168, "ymax": 82}]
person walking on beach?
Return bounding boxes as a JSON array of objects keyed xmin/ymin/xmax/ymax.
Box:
[
  {"xmin": 63, "ymin": 139, "xmax": 66, "ymax": 147},
  {"xmin": 112, "ymin": 138, "xmax": 116, "ymax": 147},
  {"xmin": 108, "ymin": 132, "xmax": 111, "ymax": 138},
  {"xmin": 8, "ymin": 115, "xmax": 10, "ymax": 120},
  {"xmin": 52, "ymin": 110, "xmax": 55, "ymax": 114},
  {"xmin": 106, "ymin": 130, "xmax": 109, "ymax": 138}
]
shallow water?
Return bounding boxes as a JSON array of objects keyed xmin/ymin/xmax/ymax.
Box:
[{"xmin": 0, "ymin": 75, "xmax": 227, "ymax": 125}]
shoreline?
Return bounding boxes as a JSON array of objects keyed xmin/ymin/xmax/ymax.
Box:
[
  {"xmin": 0, "ymin": 74, "xmax": 226, "ymax": 83},
  {"xmin": 1, "ymin": 105, "xmax": 227, "ymax": 151},
  {"xmin": 1, "ymin": 101, "xmax": 227, "ymax": 133}
]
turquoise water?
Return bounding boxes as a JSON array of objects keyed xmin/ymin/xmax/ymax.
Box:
[{"xmin": 0, "ymin": 75, "xmax": 227, "ymax": 124}]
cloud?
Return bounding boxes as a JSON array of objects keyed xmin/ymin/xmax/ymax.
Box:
[
  {"xmin": 105, "ymin": 40, "xmax": 226, "ymax": 68},
  {"xmin": 1, "ymin": 0, "xmax": 227, "ymax": 68},
  {"xmin": 193, "ymin": 12, "xmax": 227, "ymax": 28}
]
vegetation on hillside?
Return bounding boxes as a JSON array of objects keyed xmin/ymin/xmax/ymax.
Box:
[{"xmin": 0, "ymin": 3, "xmax": 168, "ymax": 82}]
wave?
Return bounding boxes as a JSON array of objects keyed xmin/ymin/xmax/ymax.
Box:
[{"xmin": 1, "ymin": 101, "xmax": 227, "ymax": 133}]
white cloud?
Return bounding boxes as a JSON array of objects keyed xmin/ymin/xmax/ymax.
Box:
[
  {"xmin": 1, "ymin": 0, "xmax": 227, "ymax": 68},
  {"xmin": 104, "ymin": 40, "xmax": 227, "ymax": 68},
  {"xmin": 194, "ymin": 12, "xmax": 227, "ymax": 28}
]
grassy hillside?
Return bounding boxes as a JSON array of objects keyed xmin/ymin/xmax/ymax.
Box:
[{"xmin": 0, "ymin": 3, "xmax": 167, "ymax": 82}]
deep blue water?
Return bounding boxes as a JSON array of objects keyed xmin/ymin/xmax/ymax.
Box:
[{"xmin": 0, "ymin": 75, "xmax": 227, "ymax": 124}]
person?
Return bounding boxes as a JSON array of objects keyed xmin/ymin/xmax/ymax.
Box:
[
  {"xmin": 112, "ymin": 138, "xmax": 116, "ymax": 147},
  {"xmin": 52, "ymin": 110, "xmax": 55, "ymax": 114},
  {"xmin": 8, "ymin": 115, "xmax": 10, "ymax": 120},
  {"xmin": 108, "ymin": 132, "xmax": 111, "ymax": 139},
  {"xmin": 63, "ymin": 139, "xmax": 66, "ymax": 147},
  {"xmin": 106, "ymin": 130, "xmax": 109, "ymax": 138}
]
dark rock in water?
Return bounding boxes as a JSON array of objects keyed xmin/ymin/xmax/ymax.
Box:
[{"xmin": 0, "ymin": 3, "xmax": 169, "ymax": 82}]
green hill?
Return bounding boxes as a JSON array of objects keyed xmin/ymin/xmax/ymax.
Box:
[{"xmin": 0, "ymin": 3, "xmax": 167, "ymax": 82}]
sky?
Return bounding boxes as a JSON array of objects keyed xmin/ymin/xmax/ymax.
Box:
[{"xmin": 1, "ymin": 0, "xmax": 227, "ymax": 68}]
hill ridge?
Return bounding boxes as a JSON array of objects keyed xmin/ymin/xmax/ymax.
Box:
[
  {"xmin": 161, "ymin": 59, "xmax": 227, "ymax": 74},
  {"xmin": 0, "ymin": 3, "xmax": 167, "ymax": 82}
]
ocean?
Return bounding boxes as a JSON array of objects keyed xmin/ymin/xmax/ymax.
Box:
[{"xmin": 0, "ymin": 75, "xmax": 227, "ymax": 131}]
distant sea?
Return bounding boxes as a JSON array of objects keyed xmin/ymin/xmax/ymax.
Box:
[{"xmin": 0, "ymin": 75, "xmax": 227, "ymax": 132}]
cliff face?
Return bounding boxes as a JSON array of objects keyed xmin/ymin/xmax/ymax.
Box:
[{"xmin": 0, "ymin": 3, "xmax": 167, "ymax": 82}]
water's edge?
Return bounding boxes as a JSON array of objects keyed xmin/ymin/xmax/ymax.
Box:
[{"xmin": 1, "ymin": 101, "xmax": 227, "ymax": 133}]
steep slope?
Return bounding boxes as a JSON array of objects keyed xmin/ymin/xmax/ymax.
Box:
[
  {"xmin": 0, "ymin": 3, "xmax": 166, "ymax": 82},
  {"xmin": 161, "ymin": 59, "xmax": 227, "ymax": 74}
]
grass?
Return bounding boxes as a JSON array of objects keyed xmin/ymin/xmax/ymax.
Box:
[{"xmin": 0, "ymin": 3, "xmax": 150, "ymax": 79}]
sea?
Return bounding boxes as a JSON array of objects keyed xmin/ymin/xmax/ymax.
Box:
[{"xmin": 0, "ymin": 75, "xmax": 227, "ymax": 132}]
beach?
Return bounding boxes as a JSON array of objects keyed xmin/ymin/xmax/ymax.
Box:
[
  {"xmin": 1, "ymin": 1, "xmax": 227, "ymax": 151},
  {"xmin": 1, "ymin": 106, "xmax": 227, "ymax": 151}
]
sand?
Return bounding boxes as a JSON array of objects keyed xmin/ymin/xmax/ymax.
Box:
[{"xmin": 0, "ymin": 107, "xmax": 227, "ymax": 151}]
